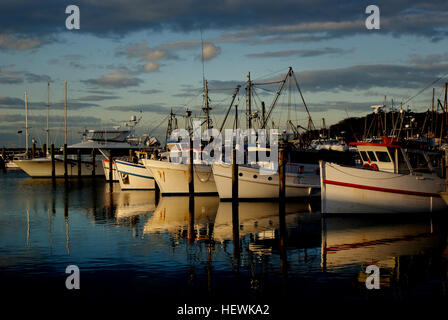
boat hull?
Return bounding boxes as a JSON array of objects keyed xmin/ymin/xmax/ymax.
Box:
[
  {"xmin": 115, "ymin": 160, "xmax": 155, "ymax": 190},
  {"xmin": 211, "ymin": 163, "xmax": 319, "ymax": 200},
  {"xmin": 142, "ymin": 159, "xmax": 217, "ymax": 195},
  {"xmin": 320, "ymin": 161, "xmax": 447, "ymax": 213},
  {"xmin": 14, "ymin": 158, "xmax": 104, "ymax": 177},
  {"xmin": 102, "ymin": 159, "xmax": 119, "ymax": 181}
]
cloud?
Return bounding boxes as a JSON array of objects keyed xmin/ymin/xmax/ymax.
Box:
[
  {"xmin": 246, "ymin": 47, "xmax": 349, "ymax": 58},
  {"xmin": 25, "ymin": 73, "xmax": 52, "ymax": 83},
  {"xmin": 106, "ymin": 104, "xmax": 168, "ymax": 113},
  {"xmin": 199, "ymin": 42, "xmax": 221, "ymax": 60},
  {"xmin": 129, "ymin": 89, "xmax": 163, "ymax": 94},
  {"xmin": 82, "ymin": 70, "xmax": 143, "ymax": 88},
  {"xmin": 76, "ymin": 95, "xmax": 120, "ymax": 102},
  {"xmin": 1, "ymin": 0, "xmax": 448, "ymax": 44},
  {"xmin": 0, "ymin": 66, "xmax": 23, "ymax": 84},
  {"xmin": 144, "ymin": 62, "xmax": 161, "ymax": 72},
  {"xmin": 0, "ymin": 34, "xmax": 42, "ymax": 51},
  {"xmin": 0, "ymin": 96, "xmax": 99, "ymax": 110}
]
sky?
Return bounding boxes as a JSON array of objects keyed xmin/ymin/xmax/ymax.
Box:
[{"xmin": 1, "ymin": 0, "xmax": 448, "ymax": 147}]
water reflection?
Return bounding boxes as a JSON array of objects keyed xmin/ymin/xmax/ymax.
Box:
[{"xmin": 1, "ymin": 171, "xmax": 447, "ymax": 304}]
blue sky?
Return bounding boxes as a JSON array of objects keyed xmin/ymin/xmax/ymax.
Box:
[{"xmin": 1, "ymin": 1, "xmax": 448, "ymax": 146}]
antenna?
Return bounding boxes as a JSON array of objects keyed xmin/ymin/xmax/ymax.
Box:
[{"xmin": 200, "ymin": 29, "xmax": 205, "ymax": 88}]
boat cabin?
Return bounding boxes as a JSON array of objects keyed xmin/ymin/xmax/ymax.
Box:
[{"xmin": 350, "ymin": 137, "xmax": 442, "ymax": 176}]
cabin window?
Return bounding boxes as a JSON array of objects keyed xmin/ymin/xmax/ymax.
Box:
[
  {"xmin": 367, "ymin": 151, "xmax": 377, "ymax": 162},
  {"xmin": 359, "ymin": 151, "xmax": 368, "ymax": 162},
  {"xmin": 375, "ymin": 151, "xmax": 391, "ymax": 162}
]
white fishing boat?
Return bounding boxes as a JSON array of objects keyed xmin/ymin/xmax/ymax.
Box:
[
  {"xmin": 15, "ymin": 116, "xmax": 145, "ymax": 178},
  {"xmin": 115, "ymin": 155, "xmax": 155, "ymax": 190},
  {"xmin": 142, "ymin": 143, "xmax": 217, "ymax": 195},
  {"xmin": 211, "ymin": 161, "xmax": 320, "ymax": 200},
  {"xmin": 320, "ymin": 137, "xmax": 447, "ymax": 213}
]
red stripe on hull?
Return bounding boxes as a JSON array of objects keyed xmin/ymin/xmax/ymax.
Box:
[{"xmin": 323, "ymin": 179, "xmax": 441, "ymax": 198}]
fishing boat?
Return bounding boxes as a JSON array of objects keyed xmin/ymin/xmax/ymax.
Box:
[
  {"xmin": 320, "ymin": 137, "xmax": 447, "ymax": 213},
  {"xmin": 143, "ymin": 142, "xmax": 217, "ymax": 195},
  {"xmin": 15, "ymin": 116, "xmax": 147, "ymax": 178},
  {"xmin": 212, "ymin": 158, "xmax": 320, "ymax": 200},
  {"xmin": 115, "ymin": 152, "xmax": 155, "ymax": 190}
]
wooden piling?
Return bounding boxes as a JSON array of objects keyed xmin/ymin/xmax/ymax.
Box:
[
  {"xmin": 63, "ymin": 144, "xmax": 68, "ymax": 179},
  {"xmin": 232, "ymin": 148, "xmax": 240, "ymax": 259},
  {"xmin": 50, "ymin": 144, "xmax": 55, "ymax": 178},
  {"xmin": 77, "ymin": 149, "xmax": 81, "ymax": 177},
  {"xmin": 108, "ymin": 149, "xmax": 113, "ymax": 184},
  {"xmin": 91, "ymin": 149, "xmax": 95, "ymax": 176},
  {"xmin": 278, "ymin": 148, "xmax": 287, "ymax": 274},
  {"xmin": 188, "ymin": 138, "xmax": 194, "ymax": 195},
  {"xmin": 279, "ymin": 148, "xmax": 286, "ymax": 202},
  {"xmin": 42, "ymin": 144, "xmax": 47, "ymax": 158}
]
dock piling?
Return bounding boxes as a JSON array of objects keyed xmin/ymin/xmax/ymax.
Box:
[
  {"xmin": 91, "ymin": 149, "xmax": 95, "ymax": 176},
  {"xmin": 51, "ymin": 144, "xmax": 55, "ymax": 179},
  {"xmin": 63, "ymin": 144, "xmax": 68, "ymax": 179},
  {"xmin": 77, "ymin": 149, "xmax": 81, "ymax": 177},
  {"xmin": 108, "ymin": 149, "xmax": 113, "ymax": 185},
  {"xmin": 232, "ymin": 148, "xmax": 240, "ymax": 260}
]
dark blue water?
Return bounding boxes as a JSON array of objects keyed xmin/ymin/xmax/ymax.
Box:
[{"xmin": 1, "ymin": 170, "xmax": 447, "ymax": 316}]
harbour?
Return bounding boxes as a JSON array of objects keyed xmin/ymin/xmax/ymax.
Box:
[
  {"xmin": 1, "ymin": 170, "xmax": 447, "ymax": 313},
  {"xmin": 2, "ymin": 1, "xmax": 448, "ymax": 315}
]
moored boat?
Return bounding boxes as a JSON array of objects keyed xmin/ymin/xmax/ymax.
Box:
[{"xmin": 320, "ymin": 137, "xmax": 447, "ymax": 213}]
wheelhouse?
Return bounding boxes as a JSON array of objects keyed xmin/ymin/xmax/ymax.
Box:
[{"xmin": 350, "ymin": 137, "xmax": 442, "ymax": 176}]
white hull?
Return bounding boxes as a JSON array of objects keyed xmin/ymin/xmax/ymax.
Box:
[
  {"xmin": 14, "ymin": 157, "xmax": 104, "ymax": 177},
  {"xmin": 320, "ymin": 161, "xmax": 447, "ymax": 213},
  {"xmin": 211, "ymin": 163, "xmax": 320, "ymax": 199},
  {"xmin": 142, "ymin": 159, "xmax": 217, "ymax": 195},
  {"xmin": 102, "ymin": 160, "xmax": 119, "ymax": 181},
  {"xmin": 115, "ymin": 159, "xmax": 155, "ymax": 190}
]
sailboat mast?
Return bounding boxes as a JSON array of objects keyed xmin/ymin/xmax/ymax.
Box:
[
  {"xmin": 46, "ymin": 82, "xmax": 50, "ymax": 154},
  {"xmin": 24, "ymin": 91, "xmax": 29, "ymax": 155},
  {"xmin": 64, "ymin": 80, "xmax": 67, "ymax": 145},
  {"xmin": 247, "ymin": 72, "xmax": 252, "ymax": 130}
]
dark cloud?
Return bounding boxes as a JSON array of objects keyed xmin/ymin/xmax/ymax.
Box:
[
  {"xmin": 25, "ymin": 72, "xmax": 52, "ymax": 83},
  {"xmin": 0, "ymin": 96, "xmax": 99, "ymax": 110},
  {"xmin": 129, "ymin": 89, "xmax": 163, "ymax": 94},
  {"xmin": 1, "ymin": 1, "xmax": 448, "ymax": 43},
  {"xmin": 106, "ymin": 104, "xmax": 168, "ymax": 113},
  {"xmin": 76, "ymin": 95, "xmax": 120, "ymax": 102},
  {"xmin": 245, "ymin": 47, "xmax": 350, "ymax": 58}
]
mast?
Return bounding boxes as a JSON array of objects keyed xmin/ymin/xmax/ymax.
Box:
[
  {"xmin": 203, "ymin": 79, "xmax": 212, "ymax": 129},
  {"xmin": 247, "ymin": 72, "xmax": 252, "ymax": 130},
  {"xmin": 64, "ymin": 80, "xmax": 67, "ymax": 145},
  {"xmin": 46, "ymin": 82, "xmax": 50, "ymax": 155},
  {"xmin": 24, "ymin": 91, "xmax": 29, "ymax": 156}
]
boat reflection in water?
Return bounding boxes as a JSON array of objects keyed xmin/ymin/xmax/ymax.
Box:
[
  {"xmin": 213, "ymin": 201, "xmax": 313, "ymax": 242},
  {"xmin": 144, "ymin": 196, "xmax": 219, "ymax": 240},
  {"xmin": 321, "ymin": 214, "xmax": 448, "ymax": 290}
]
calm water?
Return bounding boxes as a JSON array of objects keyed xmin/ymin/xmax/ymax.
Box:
[{"xmin": 1, "ymin": 170, "xmax": 447, "ymax": 315}]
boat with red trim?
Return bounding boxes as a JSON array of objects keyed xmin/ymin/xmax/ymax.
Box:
[{"xmin": 320, "ymin": 137, "xmax": 447, "ymax": 213}]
